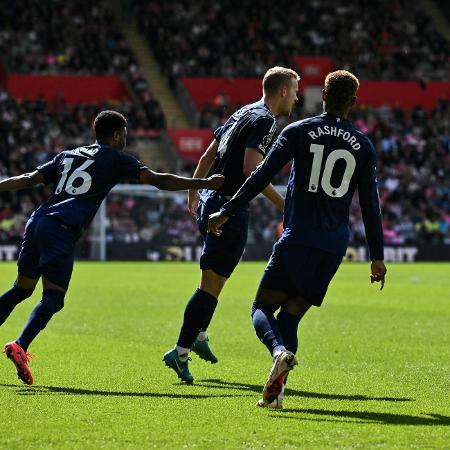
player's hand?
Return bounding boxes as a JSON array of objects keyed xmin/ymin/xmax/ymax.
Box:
[
  {"xmin": 188, "ymin": 190, "xmax": 200, "ymax": 219},
  {"xmin": 206, "ymin": 174, "xmax": 225, "ymax": 190},
  {"xmin": 370, "ymin": 260, "xmax": 387, "ymax": 290},
  {"xmin": 208, "ymin": 212, "xmax": 229, "ymax": 236}
]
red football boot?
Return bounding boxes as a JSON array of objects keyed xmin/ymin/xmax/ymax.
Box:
[
  {"xmin": 3, "ymin": 342, "xmax": 34, "ymax": 385},
  {"xmin": 262, "ymin": 351, "xmax": 297, "ymax": 405}
]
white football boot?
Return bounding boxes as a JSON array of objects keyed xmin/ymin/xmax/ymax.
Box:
[
  {"xmin": 261, "ymin": 350, "xmax": 297, "ymax": 405},
  {"xmin": 256, "ymin": 384, "xmax": 285, "ymax": 409}
]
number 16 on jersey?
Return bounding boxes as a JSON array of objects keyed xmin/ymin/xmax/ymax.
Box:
[{"xmin": 55, "ymin": 158, "xmax": 94, "ymax": 196}]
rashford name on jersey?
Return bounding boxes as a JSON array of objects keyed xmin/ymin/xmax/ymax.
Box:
[{"xmin": 308, "ymin": 125, "xmax": 361, "ymax": 150}]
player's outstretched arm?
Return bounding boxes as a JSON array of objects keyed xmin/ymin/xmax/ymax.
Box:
[
  {"xmin": 140, "ymin": 169, "xmax": 224, "ymax": 191},
  {"xmin": 188, "ymin": 139, "xmax": 219, "ymax": 218},
  {"xmin": 243, "ymin": 148, "xmax": 284, "ymax": 212},
  {"xmin": 208, "ymin": 128, "xmax": 296, "ymax": 235},
  {"xmin": 0, "ymin": 171, "xmax": 44, "ymax": 193}
]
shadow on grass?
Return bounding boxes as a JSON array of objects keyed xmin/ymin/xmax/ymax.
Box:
[
  {"xmin": 197, "ymin": 379, "xmax": 414, "ymax": 402},
  {"xmin": 0, "ymin": 382, "xmax": 247, "ymax": 399},
  {"xmin": 272, "ymin": 408, "xmax": 450, "ymax": 426}
]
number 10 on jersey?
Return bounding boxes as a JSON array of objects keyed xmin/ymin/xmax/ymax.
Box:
[{"xmin": 308, "ymin": 144, "xmax": 356, "ymax": 198}]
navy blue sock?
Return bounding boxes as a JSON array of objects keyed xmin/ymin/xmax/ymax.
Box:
[
  {"xmin": 0, "ymin": 283, "xmax": 34, "ymax": 326},
  {"xmin": 200, "ymin": 298, "xmax": 218, "ymax": 333},
  {"xmin": 16, "ymin": 290, "xmax": 65, "ymax": 352},
  {"xmin": 276, "ymin": 311, "xmax": 301, "ymax": 354},
  {"xmin": 177, "ymin": 288, "xmax": 218, "ymax": 348},
  {"xmin": 251, "ymin": 301, "xmax": 284, "ymax": 354}
]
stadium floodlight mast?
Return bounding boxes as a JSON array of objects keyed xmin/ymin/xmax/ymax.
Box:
[{"xmin": 94, "ymin": 184, "xmax": 288, "ymax": 261}]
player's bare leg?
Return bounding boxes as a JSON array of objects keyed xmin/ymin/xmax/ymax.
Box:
[
  {"xmin": 17, "ymin": 274, "xmax": 40, "ymax": 290},
  {"xmin": 199, "ymin": 269, "xmax": 227, "ymax": 299},
  {"xmin": 42, "ymin": 277, "xmax": 67, "ymax": 293}
]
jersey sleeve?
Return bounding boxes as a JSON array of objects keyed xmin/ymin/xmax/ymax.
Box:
[
  {"xmin": 246, "ymin": 117, "xmax": 276, "ymax": 155},
  {"xmin": 220, "ymin": 124, "xmax": 296, "ymax": 216},
  {"xmin": 36, "ymin": 153, "xmax": 63, "ymax": 185},
  {"xmin": 357, "ymin": 140, "xmax": 384, "ymax": 261},
  {"xmin": 115, "ymin": 151, "xmax": 148, "ymax": 180},
  {"xmin": 213, "ymin": 126, "xmax": 224, "ymax": 142}
]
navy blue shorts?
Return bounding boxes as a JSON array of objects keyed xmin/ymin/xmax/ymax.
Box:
[
  {"xmin": 259, "ymin": 242, "xmax": 342, "ymax": 306},
  {"xmin": 17, "ymin": 216, "xmax": 76, "ymax": 290},
  {"xmin": 197, "ymin": 192, "xmax": 248, "ymax": 278}
]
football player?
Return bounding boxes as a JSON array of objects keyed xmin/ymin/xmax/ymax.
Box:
[
  {"xmin": 0, "ymin": 110, "xmax": 224, "ymax": 385},
  {"xmin": 208, "ymin": 70, "xmax": 387, "ymax": 408},
  {"xmin": 163, "ymin": 67, "xmax": 299, "ymax": 383}
]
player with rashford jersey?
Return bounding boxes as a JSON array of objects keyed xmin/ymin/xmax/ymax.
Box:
[{"xmin": 208, "ymin": 70, "xmax": 387, "ymax": 408}]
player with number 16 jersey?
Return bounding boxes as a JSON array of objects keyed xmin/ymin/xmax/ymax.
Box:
[{"xmin": 0, "ymin": 110, "xmax": 224, "ymax": 385}]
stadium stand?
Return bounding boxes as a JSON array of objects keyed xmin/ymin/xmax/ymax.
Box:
[
  {"xmin": 0, "ymin": 89, "xmax": 145, "ymax": 242},
  {"xmin": 135, "ymin": 0, "xmax": 449, "ymax": 80},
  {"xmin": 105, "ymin": 99, "xmax": 450, "ymax": 247},
  {"xmin": 0, "ymin": 0, "xmax": 166, "ymax": 131},
  {"xmin": 0, "ymin": 0, "xmax": 448, "ymax": 258},
  {"xmin": 0, "ymin": 0, "xmax": 134, "ymax": 74}
]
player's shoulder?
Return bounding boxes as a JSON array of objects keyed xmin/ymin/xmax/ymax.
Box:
[
  {"xmin": 65, "ymin": 143, "xmax": 103, "ymax": 157},
  {"xmin": 351, "ymin": 126, "xmax": 375, "ymax": 153},
  {"xmin": 280, "ymin": 115, "xmax": 323, "ymax": 135},
  {"xmin": 239, "ymin": 100, "xmax": 274, "ymax": 121},
  {"xmin": 290, "ymin": 114, "xmax": 326, "ymax": 131}
]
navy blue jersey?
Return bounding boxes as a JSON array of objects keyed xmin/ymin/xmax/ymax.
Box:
[
  {"xmin": 210, "ymin": 100, "xmax": 276, "ymax": 196},
  {"xmin": 220, "ymin": 112, "xmax": 384, "ymax": 260},
  {"xmin": 32, "ymin": 143, "xmax": 146, "ymax": 234}
]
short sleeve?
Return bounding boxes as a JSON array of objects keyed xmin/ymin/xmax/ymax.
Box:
[
  {"xmin": 246, "ymin": 117, "xmax": 276, "ymax": 155},
  {"xmin": 36, "ymin": 153, "xmax": 63, "ymax": 185},
  {"xmin": 115, "ymin": 151, "xmax": 147, "ymax": 180},
  {"xmin": 214, "ymin": 126, "xmax": 224, "ymax": 142}
]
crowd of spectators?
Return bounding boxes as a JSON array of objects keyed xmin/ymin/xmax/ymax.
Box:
[
  {"xmin": 0, "ymin": 0, "xmax": 449, "ymax": 252},
  {"xmin": 0, "ymin": 0, "xmax": 166, "ymax": 131},
  {"xmin": 0, "ymin": 88, "xmax": 146, "ymax": 242},
  {"xmin": 350, "ymin": 100, "xmax": 450, "ymax": 246},
  {"xmin": 104, "ymin": 99, "xmax": 450, "ymax": 248},
  {"xmin": 103, "ymin": 191, "xmax": 281, "ymax": 249},
  {"xmin": 0, "ymin": 0, "xmax": 133, "ymax": 75},
  {"xmin": 135, "ymin": 0, "xmax": 449, "ymax": 82},
  {"xmin": 1, "ymin": 88, "xmax": 448, "ymax": 248}
]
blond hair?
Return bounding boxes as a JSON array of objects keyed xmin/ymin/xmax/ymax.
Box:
[{"xmin": 263, "ymin": 66, "xmax": 300, "ymax": 95}]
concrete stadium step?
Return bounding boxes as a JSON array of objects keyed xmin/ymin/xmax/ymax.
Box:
[{"xmin": 123, "ymin": 24, "xmax": 190, "ymax": 130}]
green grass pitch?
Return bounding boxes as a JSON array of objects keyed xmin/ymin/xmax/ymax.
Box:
[{"xmin": 0, "ymin": 261, "xmax": 449, "ymax": 449}]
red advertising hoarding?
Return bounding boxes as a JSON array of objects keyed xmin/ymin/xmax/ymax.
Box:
[
  {"xmin": 182, "ymin": 77, "xmax": 262, "ymax": 109},
  {"xmin": 183, "ymin": 77, "xmax": 449, "ymax": 113},
  {"xmin": 168, "ymin": 129, "xmax": 214, "ymax": 160},
  {"xmin": 357, "ymin": 81, "xmax": 449, "ymax": 111},
  {"xmin": 293, "ymin": 56, "xmax": 335, "ymax": 84},
  {"xmin": 6, "ymin": 74, "xmax": 131, "ymax": 105}
]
